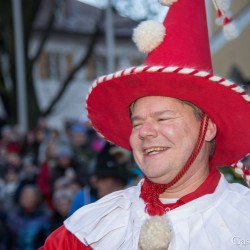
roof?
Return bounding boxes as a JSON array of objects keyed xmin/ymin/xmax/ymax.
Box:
[{"xmin": 33, "ymin": 0, "xmax": 138, "ymax": 37}]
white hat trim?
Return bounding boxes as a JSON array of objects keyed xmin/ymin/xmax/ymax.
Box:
[{"xmin": 86, "ymin": 66, "xmax": 249, "ymax": 105}]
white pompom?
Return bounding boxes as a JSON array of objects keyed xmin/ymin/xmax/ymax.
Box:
[
  {"xmin": 139, "ymin": 216, "xmax": 172, "ymax": 250},
  {"xmin": 223, "ymin": 22, "xmax": 239, "ymax": 40},
  {"xmin": 215, "ymin": 17, "xmax": 223, "ymax": 26},
  {"xmin": 159, "ymin": 0, "xmax": 178, "ymax": 6},
  {"xmin": 133, "ymin": 20, "xmax": 166, "ymax": 54},
  {"xmin": 216, "ymin": 0, "xmax": 232, "ymax": 12}
]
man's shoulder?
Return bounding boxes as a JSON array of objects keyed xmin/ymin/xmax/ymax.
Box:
[
  {"xmin": 222, "ymin": 178, "xmax": 250, "ymax": 199},
  {"xmin": 63, "ymin": 183, "xmax": 145, "ymax": 247},
  {"xmin": 171, "ymin": 176, "xmax": 250, "ymax": 216},
  {"xmin": 67, "ymin": 184, "xmax": 142, "ymax": 217},
  {"xmin": 221, "ymin": 180, "xmax": 250, "ymax": 207}
]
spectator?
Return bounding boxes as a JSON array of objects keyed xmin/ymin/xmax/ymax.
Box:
[
  {"xmin": 14, "ymin": 156, "xmax": 38, "ymax": 207},
  {"xmin": 70, "ymin": 123, "xmax": 97, "ymax": 176},
  {"xmin": 50, "ymin": 144, "xmax": 77, "ymax": 186},
  {"xmin": 1, "ymin": 168, "xmax": 20, "ymax": 212},
  {"xmin": 69, "ymin": 143, "xmax": 135, "ymax": 214},
  {"xmin": 0, "ymin": 126, "xmax": 21, "ymax": 155},
  {"xmin": 37, "ymin": 141, "xmax": 58, "ymax": 210},
  {"xmin": 6, "ymin": 185, "xmax": 50, "ymax": 250},
  {"xmin": 91, "ymin": 146, "xmax": 136, "ymax": 198},
  {"xmin": 50, "ymin": 189, "xmax": 74, "ymax": 231}
]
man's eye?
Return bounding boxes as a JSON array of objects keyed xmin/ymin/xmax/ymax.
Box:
[
  {"xmin": 158, "ymin": 117, "xmax": 173, "ymax": 122},
  {"xmin": 158, "ymin": 118, "xmax": 168, "ymax": 121},
  {"xmin": 132, "ymin": 123, "xmax": 141, "ymax": 128}
]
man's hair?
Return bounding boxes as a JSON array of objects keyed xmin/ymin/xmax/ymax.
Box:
[
  {"xmin": 181, "ymin": 100, "xmax": 202, "ymax": 120},
  {"xmin": 129, "ymin": 98, "xmax": 202, "ymax": 120},
  {"xmin": 181, "ymin": 100, "xmax": 216, "ymax": 157}
]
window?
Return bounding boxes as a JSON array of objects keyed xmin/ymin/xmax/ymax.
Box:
[{"xmin": 38, "ymin": 51, "xmax": 73, "ymax": 80}]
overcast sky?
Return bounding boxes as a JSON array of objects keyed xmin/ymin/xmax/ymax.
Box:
[{"xmin": 77, "ymin": 0, "xmax": 168, "ymax": 22}]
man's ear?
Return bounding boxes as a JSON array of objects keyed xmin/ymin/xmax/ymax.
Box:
[{"xmin": 205, "ymin": 118, "xmax": 217, "ymax": 142}]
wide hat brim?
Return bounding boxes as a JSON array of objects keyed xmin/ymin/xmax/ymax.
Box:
[{"xmin": 86, "ymin": 66, "xmax": 250, "ymax": 168}]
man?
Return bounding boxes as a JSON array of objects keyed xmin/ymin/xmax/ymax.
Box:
[
  {"xmin": 40, "ymin": 0, "xmax": 250, "ymax": 249},
  {"xmin": 90, "ymin": 144, "xmax": 135, "ymax": 198}
]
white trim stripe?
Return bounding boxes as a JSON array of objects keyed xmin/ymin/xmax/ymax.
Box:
[
  {"xmin": 146, "ymin": 66, "xmax": 164, "ymax": 72},
  {"xmin": 97, "ymin": 76, "xmax": 106, "ymax": 83},
  {"xmin": 220, "ymin": 80, "xmax": 234, "ymax": 87},
  {"xmin": 124, "ymin": 67, "xmax": 135, "ymax": 75},
  {"xmin": 106, "ymin": 74, "xmax": 114, "ymax": 81},
  {"xmin": 235, "ymin": 168, "xmax": 244, "ymax": 176},
  {"xmin": 114, "ymin": 70, "xmax": 123, "ymax": 78},
  {"xmin": 243, "ymin": 95, "xmax": 250, "ymax": 101},
  {"xmin": 134, "ymin": 66, "xmax": 148, "ymax": 73},
  {"xmin": 232, "ymin": 86, "xmax": 245, "ymax": 93},
  {"xmin": 237, "ymin": 162, "xmax": 244, "ymax": 169},
  {"xmin": 178, "ymin": 68, "xmax": 195, "ymax": 74},
  {"xmin": 92, "ymin": 81, "xmax": 98, "ymax": 88},
  {"xmin": 162, "ymin": 66, "xmax": 178, "ymax": 72},
  {"xmin": 93, "ymin": 66, "xmax": 250, "ymax": 104},
  {"xmin": 209, "ymin": 76, "xmax": 222, "ymax": 82},
  {"xmin": 194, "ymin": 71, "xmax": 210, "ymax": 77},
  {"xmin": 96, "ymin": 132, "xmax": 104, "ymax": 139}
]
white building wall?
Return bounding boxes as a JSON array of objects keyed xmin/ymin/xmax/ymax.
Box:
[{"xmin": 31, "ymin": 34, "xmax": 142, "ymax": 130}]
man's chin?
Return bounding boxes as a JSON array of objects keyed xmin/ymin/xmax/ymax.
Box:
[{"xmin": 146, "ymin": 175, "xmax": 172, "ymax": 185}]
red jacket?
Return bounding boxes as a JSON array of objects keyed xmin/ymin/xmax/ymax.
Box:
[{"xmin": 39, "ymin": 225, "xmax": 92, "ymax": 250}]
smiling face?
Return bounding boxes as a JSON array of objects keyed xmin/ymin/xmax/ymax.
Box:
[{"xmin": 129, "ymin": 96, "xmax": 211, "ymax": 184}]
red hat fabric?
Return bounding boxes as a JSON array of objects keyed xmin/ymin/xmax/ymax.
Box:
[
  {"xmin": 145, "ymin": 0, "xmax": 212, "ymax": 72},
  {"xmin": 86, "ymin": 0, "xmax": 250, "ymax": 169}
]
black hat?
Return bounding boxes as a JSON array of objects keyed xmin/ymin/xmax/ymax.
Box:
[{"xmin": 92, "ymin": 143, "xmax": 136, "ymax": 183}]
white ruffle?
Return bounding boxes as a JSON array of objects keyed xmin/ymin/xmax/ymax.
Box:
[
  {"xmin": 64, "ymin": 182, "xmax": 148, "ymax": 249},
  {"xmin": 65, "ymin": 176, "xmax": 250, "ymax": 250}
]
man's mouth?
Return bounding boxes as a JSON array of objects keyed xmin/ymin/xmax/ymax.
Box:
[{"xmin": 144, "ymin": 147, "xmax": 168, "ymax": 155}]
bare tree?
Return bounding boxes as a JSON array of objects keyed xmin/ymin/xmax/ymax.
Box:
[{"xmin": 0, "ymin": 0, "xmax": 103, "ymax": 129}]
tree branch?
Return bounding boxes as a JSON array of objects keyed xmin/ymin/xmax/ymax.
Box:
[
  {"xmin": 23, "ymin": 0, "xmax": 42, "ymax": 48},
  {"xmin": 30, "ymin": 0, "xmax": 61, "ymax": 64},
  {"xmin": 41, "ymin": 10, "xmax": 104, "ymax": 117}
]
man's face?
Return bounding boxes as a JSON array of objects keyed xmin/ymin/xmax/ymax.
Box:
[{"xmin": 129, "ymin": 96, "xmax": 202, "ymax": 184}]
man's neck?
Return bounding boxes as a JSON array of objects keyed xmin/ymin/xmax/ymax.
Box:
[{"xmin": 159, "ymin": 167, "xmax": 210, "ymax": 199}]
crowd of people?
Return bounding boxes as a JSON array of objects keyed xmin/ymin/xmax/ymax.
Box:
[
  {"xmin": 0, "ymin": 117, "xmax": 140, "ymax": 250},
  {"xmin": 1, "ymin": 0, "xmax": 250, "ymax": 248},
  {"xmin": 40, "ymin": 0, "xmax": 250, "ymax": 248}
]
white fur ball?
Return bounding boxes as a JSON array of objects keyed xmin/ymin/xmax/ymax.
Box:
[
  {"xmin": 132, "ymin": 20, "xmax": 166, "ymax": 54},
  {"xmin": 223, "ymin": 22, "xmax": 239, "ymax": 40},
  {"xmin": 138, "ymin": 216, "xmax": 172, "ymax": 250}
]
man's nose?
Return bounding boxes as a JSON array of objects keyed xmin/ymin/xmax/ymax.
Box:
[{"xmin": 138, "ymin": 122, "xmax": 157, "ymax": 140}]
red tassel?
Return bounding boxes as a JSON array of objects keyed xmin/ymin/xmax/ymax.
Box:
[
  {"xmin": 217, "ymin": 9, "xmax": 222, "ymax": 18},
  {"xmin": 223, "ymin": 17, "xmax": 231, "ymax": 25}
]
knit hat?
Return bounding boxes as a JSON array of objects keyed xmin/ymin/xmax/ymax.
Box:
[
  {"xmin": 86, "ymin": 0, "xmax": 250, "ymax": 181},
  {"xmin": 92, "ymin": 144, "xmax": 135, "ymax": 184}
]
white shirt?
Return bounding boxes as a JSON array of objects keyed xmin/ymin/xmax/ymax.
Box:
[{"xmin": 65, "ymin": 174, "xmax": 250, "ymax": 249}]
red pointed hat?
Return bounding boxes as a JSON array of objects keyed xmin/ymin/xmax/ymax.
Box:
[{"xmin": 86, "ymin": 0, "xmax": 250, "ymax": 168}]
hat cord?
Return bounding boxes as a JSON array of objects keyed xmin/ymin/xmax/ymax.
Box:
[{"xmin": 140, "ymin": 112, "xmax": 209, "ymax": 216}]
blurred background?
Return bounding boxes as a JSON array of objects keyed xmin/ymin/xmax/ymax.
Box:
[{"xmin": 0, "ymin": 0, "xmax": 249, "ymax": 249}]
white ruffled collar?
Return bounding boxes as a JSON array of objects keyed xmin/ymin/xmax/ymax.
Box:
[{"xmin": 64, "ymin": 181, "xmax": 148, "ymax": 249}]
